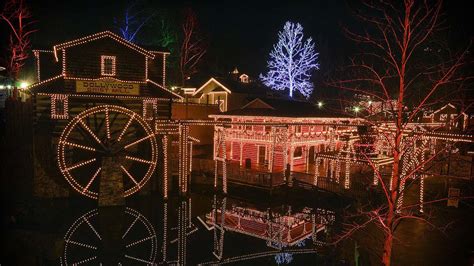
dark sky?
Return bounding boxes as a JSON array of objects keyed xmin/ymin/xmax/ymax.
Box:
[
  {"xmin": 3, "ymin": 0, "xmax": 473, "ymax": 79},
  {"xmin": 27, "ymin": 0, "xmax": 353, "ymax": 76}
]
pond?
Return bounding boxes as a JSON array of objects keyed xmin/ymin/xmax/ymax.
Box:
[{"xmin": 1, "ymin": 184, "xmax": 349, "ymax": 265}]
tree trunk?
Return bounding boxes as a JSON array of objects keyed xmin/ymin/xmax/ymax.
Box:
[{"xmin": 382, "ymin": 230, "xmax": 393, "ymax": 266}]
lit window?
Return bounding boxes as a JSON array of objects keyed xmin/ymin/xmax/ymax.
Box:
[
  {"xmin": 239, "ymin": 74, "xmax": 249, "ymax": 83},
  {"xmin": 215, "ymin": 99, "xmax": 225, "ymax": 112},
  {"xmin": 51, "ymin": 95, "xmax": 68, "ymax": 119},
  {"xmin": 295, "ymin": 125, "xmax": 302, "ymax": 134},
  {"xmin": 101, "ymin": 55, "xmax": 116, "ymax": 76},
  {"xmin": 143, "ymin": 99, "xmax": 157, "ymax": 120},
  {"xmin": 293, "ymin": 147, "xmax": 303, "ymax": 158},
  {"xmin": 439, "ymin": 114, "xmax": 447, "ymax": 121}
]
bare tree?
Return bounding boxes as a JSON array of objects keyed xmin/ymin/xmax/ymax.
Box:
[
  {"xmin": 328, "ymin": 0, "xmax": 473, "ymax": 265},
  {"xmin": 1, "ymin": 0, "xmax": 36, "ymax": 80},
  {"xmin": 179, "ymin": 8, "xmax": 206, "ymax": 86},
  {"xmin": 114, "ymin": 1, "xmax": 154, "ymax": 43}
]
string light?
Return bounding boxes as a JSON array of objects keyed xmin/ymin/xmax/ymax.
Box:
[
  {"xmin": 61, "ymin": 207, "xmax": 157, "ymax": 265},
  {"xmin": 53, "ymin": 31, "xmax": 155, "ymax": 60},
  {"xmin": 147, "ymin": 79, "xmax": 183, "ymax": 100},
  {"xmin": 65, "ymin": 76, "xmax": 146, "ymax": 84},
  {"xmin": 162, "ymin": 53, "xmax": 167, "ymax": 88},
  {"xmin": 163, "ymin": 135, "xmax": 169, "ymax": 199},
  {"xmin": 34, "ymin": 50, "xmax": 41, "ymax": 81},
  {"xmin": 100, "ymin": 55, "xmax": 116, "ymax": 76},
  {"xmin": 145, "ymin": 57, "xmax": 148, "ymax": 80},
  {"xmin": 38, "ymin": 92, "xmax": 174, "ymax": 102},
  {"xmin": 51, "ymin": 94, "xmax": 69, "ymax": 119},
  {"xmin": 142, "ymin": 99, "xmax": 158, "ymax": 121},
  {"xmin": 57, "ymin": 105, "xmax": 157, "ymax": 199},
  {"xmin": 62, "ymin": 49, "xmax": 66, "ymax": 76}
]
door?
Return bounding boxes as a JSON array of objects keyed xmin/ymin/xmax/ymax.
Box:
[
  {"xmin": 258, "ymin": 146, "xmax": 266, "ymax": 166},
  {"xmin": 308, "ymin": 146, "xmax": 315, "ymax": 164}
]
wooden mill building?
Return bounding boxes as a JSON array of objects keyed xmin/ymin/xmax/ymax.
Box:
[{"xmin": 28, "ymin": 31, "xmax": 182, "ymax": 198}]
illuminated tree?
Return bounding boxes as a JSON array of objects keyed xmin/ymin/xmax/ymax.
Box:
[
  {"xmin": 0, "ymin": 0, "xmax": 36, "ymax": 80},
  {"xmin": 328, "ymin": 1, "xmax": 472, "ymax": 265},
  {"xmin": 260, "ymin": 21, "xmax": 319, "ymax": 98},
  {"xmin": 114, "ymin": 1, "xmax": 154, "ymax": 43},
  {"xmin": 179, "ymin": 8, "xmax": 207, "ymax": 86},
  {"xmin": 155, "ymin": 17, "xmax": 177, "ymax": 51}
]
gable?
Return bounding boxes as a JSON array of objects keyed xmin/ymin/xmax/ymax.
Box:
[
  {"xmin": 432, "ymin": 103, "xmax": 457, "ymax": 115},
  {"xmin": 62, "ymin": 37, "xmax": 147, "ymax": 81},
  {"xmin": 193, "ymin": 78, "xmax": 232, "ymax": 96},
  {"xmin": 242, "ymin": 98, "xmax": 274, "ymax": 109},
  {"xmin": 54, "ymin": 31, "xmax": 154, "ymax": 59}
]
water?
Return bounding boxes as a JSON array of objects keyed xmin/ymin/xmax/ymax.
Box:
[{"xmin": 1, "ymin": 187, "xmax": 346, "ymax": 265}]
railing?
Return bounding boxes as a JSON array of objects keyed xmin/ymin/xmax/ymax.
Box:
[
  {"xmin": 291, "ymin": 171, "xmax": 344, "ymax": 194},
  {"xmin": 226, "ymin": 163, "xmax": 285, "ymax": 188},
  {"xmin": 225, "ymin": 129, "xmax": 273, "ymax": 142},
  {"xmin": 192, "ymin": 158, "xmax": 377, "ymax": 197},
  {"xmin": 223, "ymin": 128, "xmax": 332, "ymax": 143}
]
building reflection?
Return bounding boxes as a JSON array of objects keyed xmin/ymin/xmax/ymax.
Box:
[
  {"xmin": 199, "ymin": 194, "xmax": 336, "ymax": 265},
  {"xmin": 59, "ymin": 194, "xmax": 336, "ymax": 265}
]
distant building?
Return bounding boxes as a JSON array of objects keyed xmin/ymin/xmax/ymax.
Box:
[
  {"xmin": 177, "ymin": 68, "xmax": 289, "ymax": 113},
  {"xmin": 421, "ymin": 103, "xmax": 469, "ymax": 131}
]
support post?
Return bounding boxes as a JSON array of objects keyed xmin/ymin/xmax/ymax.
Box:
[
  {"xmin": 344, "ymin": 157, "xmax": 351, "ymax": 190},
  {"xmin": 314, "ymin": 157, "xmax": 320, "ymax": 186},
  {"xmin": 214, "ymin": 126, "xmax": 218, "ymax": 189},
  {"xmin": 239, "ymin": 141, "xmax": 243, "ymax": 167},
  {"xmin": 305, "ymin": 145, "xmax": 310, "ymax": 173},
  {"xmin": 282, "ymin": 127, "xmax": 289, "ymax": 182},
  {"xmin": 222, "ymin": 130, "xmax": 227, "ymax": 194},
  {"xmin": 269, "ymin": 127, "xmax": 276, "ymax": 172},
  {"xmin": 162, "ymin": 201, "xmax": 168, "ymax": 263},
  {"xmin": 162, "ymin": 135, "xmax": 170, "ymax": 199},
  {"xmin": 420, "ymin": 145, "xmax": 426, "ymax": 213},
  {"xmin": 177, "ymin": 199, "xmax": 187, "ymax": 265},
  {"xmin": 178, "ymin": 124, "xmax": 190, "ymax": 195}
]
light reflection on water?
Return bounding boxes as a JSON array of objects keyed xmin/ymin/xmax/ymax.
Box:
[{"xmin": 53, "ymin": 191, "xmax": 338, "ymax": 265}]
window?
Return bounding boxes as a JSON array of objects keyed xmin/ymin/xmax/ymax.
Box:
[
  {"xmin": 143, "ymin": 99, "xmax": 157, "ymax": 120},
  {"xmin": 51, "ymin": 95, "xmax": 68, "ymax": 119},
  {"xmin": 265, "ymin": 126, "xmax": 272, "ymax": 133},
  {"xmin": 245, "ymin": 125, "xmax": 253, "ymax": 131},
  {"xmin": 293, "ymin": 147, "xmax": 303, "ymax": 158},
  {"xmin": 101, "ymin": 55, "xmax": 116, "ymax": 76},
  {"xmin": 215, "ymin": 99, "xmax": 225, "ymax": 112},
  {"xmin": 295, "ymin": 125, "xmax": 302, "ymax": 134},
  {"xmin": 439, "ymin": 114, "xmax": 447, "ymax": 121},
  {"xmin": 258, "ymin": 145, "xmax": 267, "ymax": 165},
  {"xmin": 239, "ymin": 74, "xmax": 249, "ymax": 83}
]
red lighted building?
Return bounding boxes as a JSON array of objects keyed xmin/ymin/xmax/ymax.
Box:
[{"xmin": 210, "ymin": 98, "xmax": 362, "ymax": 175}]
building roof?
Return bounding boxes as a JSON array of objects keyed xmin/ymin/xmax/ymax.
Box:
[
  {"xmin": 53, "ymin": 31, "xmax": 159, "ymax": 60},
  {"xmin": 186, "ymin": 75, "xmax": 271, "ymax": 96},
  {"xmin": 211, "ymin": 97, "xmax": 350, "ymax": 119}
]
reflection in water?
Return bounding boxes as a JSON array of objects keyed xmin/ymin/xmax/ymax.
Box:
[
  {"xmin": 60, "ymin": 207, "xmax": 157, "ymax": 265},
  {"xmin": 199, "ymin": 194, "xmax": 336, "ymax": 265},
  {"xmin": 56, "ymin": 193, "xmax": 337, "ymax": 265}
]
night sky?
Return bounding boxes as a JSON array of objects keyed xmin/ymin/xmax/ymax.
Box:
[{"xmin": 3, "ymin": 0, "xmax": 474, "ymax": 81}]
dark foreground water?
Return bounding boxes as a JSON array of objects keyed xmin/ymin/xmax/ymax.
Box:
[
  {"xmin": 1, "ymin": 187, "xmax": 348, "ymax": 265},
  {"xmin": 3, "ymin": 178, "xmax": 473, "ymax": 265}
]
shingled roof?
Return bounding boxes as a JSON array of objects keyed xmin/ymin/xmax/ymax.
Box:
[{"xmin": 212, "ymin": 98, "xmax": 350, "ymax": 118}]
